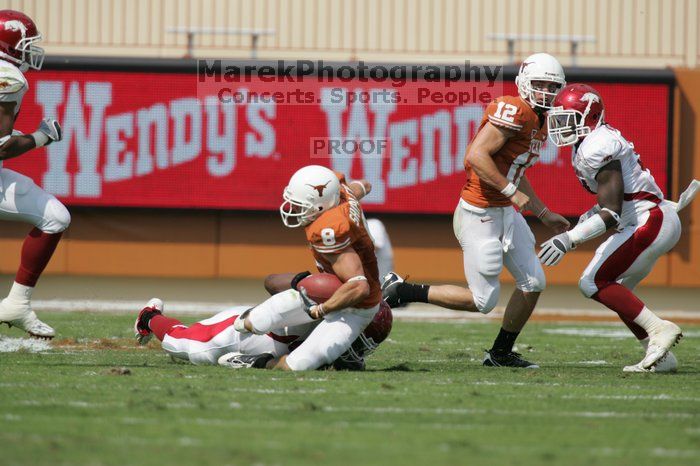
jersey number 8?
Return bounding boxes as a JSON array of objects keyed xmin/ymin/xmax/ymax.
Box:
[{"xmin": 321, "ymin": 228, "xmax": 336, "ymax": 246}]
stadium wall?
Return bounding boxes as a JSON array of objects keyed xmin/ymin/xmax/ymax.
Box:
[{"xmin": 0, "ymin": 58, "xmax": 697, "ymax": 287}]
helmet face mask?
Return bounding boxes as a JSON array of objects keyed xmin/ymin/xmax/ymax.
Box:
[
  {"xmin": 547, "ymin": 108, "xmax": 589, "ymax": 147},
  {"xmin": 0, "ymin": 10, "xmax": 44, "ymax": 71},
  {"xmin": 14, "ymin": 32, "xmax": 44, "ymax": 70},
  {"xmin": 279, "ymin": 190, "xmax": 317, "ymax": 228},
  {"xmin": 525, "ymin": 79, "xmax": 564, "ymax": 109}
]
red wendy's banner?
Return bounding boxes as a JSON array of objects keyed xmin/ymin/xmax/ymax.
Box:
[{"xmin": 5, "ymin": 70, "xmax": 669, "ymax": 216}]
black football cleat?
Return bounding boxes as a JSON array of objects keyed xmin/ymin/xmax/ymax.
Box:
[
  {"xmin": 483, "ymin": 349, "xmax": 539, "ymax": 368},
  {"xmin": 381, "ymin": 272, "xmax": 405, "ymax": 308}
]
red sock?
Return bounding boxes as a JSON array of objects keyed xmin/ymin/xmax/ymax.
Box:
[
  {"xmin": 592, "ymin": 283, "xmax": 645, "ymax": 322},
  {"xmin": 149, "ymin": 315, "xmax": 185, "ymax": 341},
  {"xmin": 15, "ymin": 228, "xmax": 63, "ymax": 287}
]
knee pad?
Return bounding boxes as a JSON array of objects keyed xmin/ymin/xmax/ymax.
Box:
[
  {"xmin": 578, "ymin": 273, "xmax": 598, "ymax": 298},
  {"xmin": 40, "ymin": 198, "xmax": 71, "ymax": 234},
  {"xmin": 517, "ymin": 264, "xmax": 546, "ymax": 293},
  {"xmin": 12, "ymin": 172, "xmax": 35, "ymax": 195},
  {"xmin": 473, "ymin": 283, "xmax": 500, "ymax": 314},
  {"xmin": 478, "ymin": 238, "xmax": 504, "ymax": 277}
]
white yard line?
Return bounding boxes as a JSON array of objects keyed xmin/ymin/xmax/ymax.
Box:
[{"xmin": 26, "ymin": 299, "xmax": 700, "ymax": 322}]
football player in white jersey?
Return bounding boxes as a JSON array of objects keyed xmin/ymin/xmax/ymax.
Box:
[
  {"xmin": 541, "ymin": 83, "xmax": 698, "ymax": 372},
  {"xmin": 0, "ymin": 10, "xmax": 67, "ymax": 339},
  {"xmin": 133, "ymin": 287, "xmax": 393, "ymax": 371}
]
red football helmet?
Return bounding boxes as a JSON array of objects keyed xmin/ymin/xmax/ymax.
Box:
[
  {"xmin": 334, "ymin": 300, "xmax": 393, "ymax": 369},
  {"xmin": 547, "ymin": 83, "xmax": 605, "ymax": 147},
  {"xmin": 0, "ymin": 10, "xmax": 44, "ymax": 71}
]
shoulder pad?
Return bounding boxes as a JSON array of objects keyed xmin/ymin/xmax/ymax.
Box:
[
  {"xmin": 485, "ymin": 95, "xmax": 533, "ymax": 132},
  {"xmin": 577, "ymin": 126, "xmax": 623, "ymax": 171},
  {"xmin": 307, "ymin": 207, "xmax": 352, "ymax": 254}
]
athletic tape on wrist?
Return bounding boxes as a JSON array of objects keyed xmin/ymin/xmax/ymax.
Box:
[
  {"xmin": 567, "ymin": 213, "xmax": 607, "ymax": 245},
  {"xmin": 600, "ymin": 207, "xmax": 621, "ymax": 225},
  {"xmin": 500, "ymin": 182, "xmax": 517, "ymax": 197},
  {"xmin": 347, "ymin": 275, "xmax": 368, "ymax": 282},
  {"xmin": 31, "ymin": 131, "xmax": 49, "ymax": 148}
]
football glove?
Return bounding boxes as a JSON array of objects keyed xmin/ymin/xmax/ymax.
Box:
[
  {"xmin": 290, "ymin": 270, "xmax": 311, "ymax": 290},
  {"xmin": 33, "ymin": 118, "xmax": 62, "ymax": 147},
  {"xmin": 298, "ymin": 286, "xmax": 321, "ymax": 319},
  {"xmin": 539, "ymin": 232, "xmax": 574, "ymax": 266}
]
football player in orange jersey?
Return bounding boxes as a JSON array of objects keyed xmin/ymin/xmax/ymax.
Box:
[
  {"xmin": 227, "ymin": 165, "xmax": 381, "ymax": 371},
  {"xmin": 383, "ymin": 53, "xmax": 570, "ymax": 368}
]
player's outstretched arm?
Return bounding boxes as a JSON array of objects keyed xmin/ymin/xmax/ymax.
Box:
[
  {"xmin": 306, "ymin": 248, "xmax": 370, "ymax": 318},
  {"xmin": 539, "ymin": 160, "xmax": 623, "ymax": 266},
  {"xmin": 518, "ymin": 175, "xmax": 570, "ymax": 233},
  {"xmin": 465, "ymin": 122, "xmax": 529, "ymax": 209},
  {"xmin": 0, "ymin": 104, "xmax": 61, "ymax": 160}
]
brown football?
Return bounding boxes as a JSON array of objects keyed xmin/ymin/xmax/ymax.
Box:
[{"xmin": 297, "ymin": 273, "xmax": 343, "ymax": 303}]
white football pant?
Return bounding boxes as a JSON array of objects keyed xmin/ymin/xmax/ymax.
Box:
[
  {"xmin": 162, "ymin": 306, "xmax": 315, "ymax": 365},
  {"xmin": 453, "ymin": 199, "xmax": 546, "ymax": 314},
  {"xmin": 579, "ymin": 201, "xmax": 681, "ymax": 297},
  {"xmin": 246, "ymin": 289, "xmax": 380, "ymax": 371},
  {"xmin": 0, "ymin": 168, "xmax": 70, "ymax": 233}
]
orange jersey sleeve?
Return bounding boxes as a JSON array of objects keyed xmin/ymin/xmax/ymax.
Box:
[{"xmin": 484, "ymin": 96, "xmax": 535, "ymax": 133}]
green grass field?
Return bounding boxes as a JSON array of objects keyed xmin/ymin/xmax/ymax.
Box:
[{"xmin": 1, "ymin": 312, "xmax": 698, "ymax": 466}]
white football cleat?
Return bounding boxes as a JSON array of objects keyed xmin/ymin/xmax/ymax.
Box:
[
  {"xmin": 640, "ymin": 320, "xmax": 682, "ymax": 369},
  {"xmin": 0, "ymin": 298, "xmax": 55, "ymax": 339},
  {"xmin": 218, "ymin": 352, "xmax": 274, "ymax": 369},
  {"xmin": 623, "ymin": 351, "xmax": 677, "ymax": 373}
]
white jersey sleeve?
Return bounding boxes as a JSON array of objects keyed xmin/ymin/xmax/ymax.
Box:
[
  {"xmin": 0, "ymin": 60, "xmax": 27, "ymax": 115},
  {"xmin": 575, "ymin": 126, "xmax": 623, "ymax": 172}
]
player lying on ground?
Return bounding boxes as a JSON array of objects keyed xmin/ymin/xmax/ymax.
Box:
[
  {"xmin": 133, "ymin": 274, "xmax": 392, "ymax": 371},
  {"xmin": 0, "ymin": 10, "xmax": 68, "ymax": 339},
  {"xmin": 231, "ymin": 165, "xmax": 384, "ymax": 371},
  {"xmin": 382, "ymin": 53, "xmax": 569, "ymax": 368},
  {"xmin": 541, "ymin": 83, "xmax": 699, "ymax": 372}
]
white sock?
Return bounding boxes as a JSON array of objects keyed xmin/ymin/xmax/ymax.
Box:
[
  {"xmin": 6, "ymin": 282, "xmax": 33, "ymax": 304},
  {"xmin": 247, "ymin": 289, "xmax": 315, "ymax": 334},
  {"xmin": 633, "ymin": 307, "xmax": 665, "ymax": 334}
]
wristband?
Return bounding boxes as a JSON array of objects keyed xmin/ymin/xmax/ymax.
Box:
[
  {"xmin": 350, "ymin": 180, "xmax": 367, "ymax": 196},
  {"xmin": 31, "ymin": 131, "xmax": 49, "ymax": 148},
  {"xmin": 537, "ymin": 206, "xmax": 550, "ymax": 219},
  {"xmin": 500, "ymin": 182, "xmax": 517, "ymax": 197},
  {"xmin": 600, "ymin": 207, "xmax": 621, "ymax": 225}
]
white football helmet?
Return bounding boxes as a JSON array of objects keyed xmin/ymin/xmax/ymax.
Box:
[
  {"xmin": 515, "ymin": 53, "xmax": 566, "ymax": 109},
  {"xmin": 280, "ymin": 165, "xmax": 341, "ymax": 228}
]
